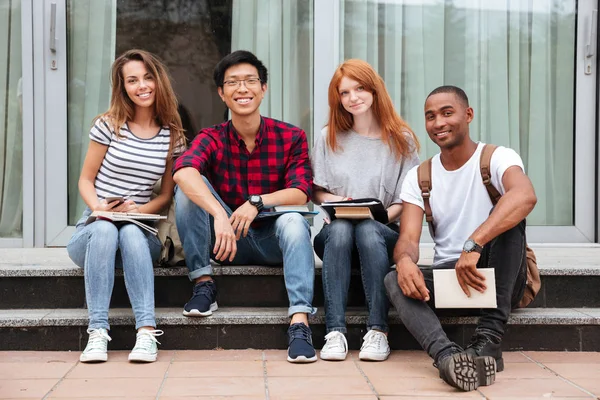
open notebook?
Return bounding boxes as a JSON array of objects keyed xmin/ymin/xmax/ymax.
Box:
[{"xmin": 433, "ymin": 268, "xmax": 497, "ymax": 308}]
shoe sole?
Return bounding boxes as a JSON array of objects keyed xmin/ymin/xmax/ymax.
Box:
[
  {"xmin": 441, "ymin": 353, "xmax": 496, "ymax": 392},
  {"xmin": 359, "ymin": 350, "xmax": 390, "ymax": 361},
  {"xmin": 183, "ymin": 302, "xmax": 218, "ymax": 317},
  {"xmin": 320, "ymin": 352, "xmax": 347, "ymax": 361},
  {"xmin": 128, "ymin": 352, "xmax": 158, "ymax": 363},
  {"xmin": 475, "ymin": 356, "xmax": 496, "ymax": 386},
  {"xmin": 80, "ymin": 353, "xmax": 108, "ymax": 363},
  {"xmin": 287, "ymin": 354, "xmax": 318, "ymax": 363},
  {"xmin": 495, "ymin": 357, "xmax": 504, "ymax": 372}
]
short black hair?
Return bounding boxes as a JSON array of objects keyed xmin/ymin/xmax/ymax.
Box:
[
  {"xmin": 213, "ymin": 50, "xmax": 268, "ymax": 88},
  {"xmin": 426, "ymin": 85, "xmax": 469, "ymax": 108}
]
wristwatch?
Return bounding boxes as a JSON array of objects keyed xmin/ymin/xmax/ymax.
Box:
[
  {"xmin": 248, "ymin": 195, "xmax": 264, "ymax": 212},
  {"xmin": 463, "ymin": 239, "xmax": 483, "ymax": 254}
]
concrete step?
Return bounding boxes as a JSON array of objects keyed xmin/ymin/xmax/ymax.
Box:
[
  {"xmin": 1, "ymin": 307, "xmax": 599, "ymax": 351},
  {"xmin": 2, "ymin": 246, "xmax": 600, "ymax": 309}
]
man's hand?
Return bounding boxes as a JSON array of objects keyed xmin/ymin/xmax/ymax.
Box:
[
  {"xmin": 213, "ymin": 214, "xmax": 237, "ymax": 262},
  {"xmin": 455, "ymin": 251, "xmax": 487, "ymax": 297},
  {"xmin": 230, "ymin": 201, "xmax": 259, "ymax": 239},
  {"xmin": 396, "ymin": 258, "xmax": 430, "ymax": 301}
]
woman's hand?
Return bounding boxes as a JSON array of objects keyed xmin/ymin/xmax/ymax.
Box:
[
  {"xmin": 113, "ymin": 200, "xmax": 140, "ymax": 213},
  {"xmin": 92, "ymin": 199, "xmax": 122, "ymax": 212}
]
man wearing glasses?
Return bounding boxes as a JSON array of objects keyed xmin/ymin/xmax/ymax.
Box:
[{"xmin": 173, "ymin": 50, "xmax": 317, "ymax": 363}]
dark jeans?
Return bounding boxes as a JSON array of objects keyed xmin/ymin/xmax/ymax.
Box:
[
  {"xmin": 384, "ymin": 220, "xmax": 527, "ymax": 362},
  {"xmin": 314, "ymin": 219, "xmax": 398, "ymax": 333}
]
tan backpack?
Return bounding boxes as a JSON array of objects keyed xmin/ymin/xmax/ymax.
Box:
[
  {"xmin": 152, "ymin": 180, "xmax": 186, "ymax": 267},
  {"xmin": 417, "ymin": 144, "xmax": 540, "ymax": 308}
]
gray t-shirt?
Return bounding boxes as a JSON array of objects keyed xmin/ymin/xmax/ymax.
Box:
[{"xmin": 312, "ymin": 127, "xmax": 420, "ymax": 208}]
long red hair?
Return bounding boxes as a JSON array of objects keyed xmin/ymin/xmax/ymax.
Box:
[{"xmin": 326, "ymin": 59, "xmax": 419, "ymax": 158}]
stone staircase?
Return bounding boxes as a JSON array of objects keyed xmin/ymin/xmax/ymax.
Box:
[{"xmin": 1, "ymin": 246, "xmax": 600, "ymax": 352}]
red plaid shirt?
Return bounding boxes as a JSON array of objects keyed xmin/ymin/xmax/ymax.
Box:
[{"xmin": 173, "ymin": 117, "xmax": 312, "ymax": 211}]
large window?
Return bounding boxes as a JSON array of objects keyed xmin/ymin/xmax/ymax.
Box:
[
  {"xmin": 340, "ymin": 0, "xmax": 576, "ymax": 226},
  {"xmin": 66, "ymin": 0, "xmax": 313, "ymax": 225},
  {"xmin": 0, "ymin": 0, "xmax": 22, "ymax": 238}
]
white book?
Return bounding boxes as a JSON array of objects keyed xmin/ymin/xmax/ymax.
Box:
[{"xmin": 433, "ymin": 268, "xmax": 497, "ymax": 308}]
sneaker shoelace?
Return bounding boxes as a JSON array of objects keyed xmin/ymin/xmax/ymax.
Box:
[
  {"xmin": 85, "ymin": 328, "xmax": 112, "ymax": 352},
  {"xmin": 324, "ymin": 332, "xmax": 346, "ymax": 351},
  {"xmin": 362, "ymin": 330, "xmax": 385, "ymax": 350},
  {"xmin": 193, "ymin": 281, "xmax": 216, "ymax": 301},
  {"xmin": 289, "ymin": 323, "xmax": 312, "ymax": 342},
  {"xmin": 133, "ymin": 329, "xmax": 164, "ymax": 351}
]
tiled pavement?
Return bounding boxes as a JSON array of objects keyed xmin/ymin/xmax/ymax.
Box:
[{"xmin": 1, "ymin": 350, "xmax": 599, "ymax": 399}]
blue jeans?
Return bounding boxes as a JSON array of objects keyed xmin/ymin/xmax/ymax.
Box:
[
  {"xmin": 314, "ymin": 219, "xmax": 398, "ymax": 334},
  {"xmin": 175, "ymin": 177, "xmax": 316, "ymax": 317},
  {"xmin": 384, "ymin": 220, "xmax": 528, "ymax": 363},
  {"xmin": 67, "ymin": 208, "xmax": 162, "ymax": 330}
]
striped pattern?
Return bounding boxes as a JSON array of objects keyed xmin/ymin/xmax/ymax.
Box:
[{"xmin": 90, "ymin": 117, "xmax": 171, "ymax": 205}]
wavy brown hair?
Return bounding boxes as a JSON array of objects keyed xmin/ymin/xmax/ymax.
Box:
[
  {"xmin": 326, "ymin": 59, "xmax": 419, "ymax": 159},
  {"xmin": 97, "ymin": 49, "xmax": 185, "ymax": 158}
]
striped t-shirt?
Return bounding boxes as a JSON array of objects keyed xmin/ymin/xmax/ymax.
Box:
[{"xmin": 90, "ymin": 117, "xmax": 172, "ymax": 205}]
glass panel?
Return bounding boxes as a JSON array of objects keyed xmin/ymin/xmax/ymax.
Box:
[
  {"xmin": 0, "ymin": 0, "xmax": 23, "ymax": 238},
  {"xmin": 67, "ymin": 0, "xmax": 313, "ymax": 225},
  {"xmin": 340, "ymin": 0, "xmax": 576, "ymax": 226}
]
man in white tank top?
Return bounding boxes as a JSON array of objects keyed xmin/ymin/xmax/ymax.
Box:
[{"xmin": 384, "ymin": 86, "xmax": 537, "ymax": 392}]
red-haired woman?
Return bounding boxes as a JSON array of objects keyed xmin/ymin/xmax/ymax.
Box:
[
  {"xmin": 67, "ymin": 50, "xmax": 185, "ymax": 363},
  {"xmin": 312, "ymin": 59, "xmax": 420, "ymax": 361}
]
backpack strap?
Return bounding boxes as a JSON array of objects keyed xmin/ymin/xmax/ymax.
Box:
[
  {"xmin": 417, "ymin": 158, "xmax": 435, "ymax": 236},
  {"xmin": 479, "ymin": 144, "xmax": 501, "ymax": 205}
]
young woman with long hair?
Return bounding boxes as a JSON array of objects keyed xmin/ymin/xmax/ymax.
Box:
[
  {"xmin": 312, "ymin": 59, "xmax": 420, "ymax": 361},
  {"xmin": 67, "ymin": 49, "xmax": 185, "ymax": 363}
]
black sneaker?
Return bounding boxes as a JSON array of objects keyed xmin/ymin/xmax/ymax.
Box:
[
  {"xmin": 466, "ymin": 331, "xmax": 504, "ymax": 372},
  {"xmin": 287, "ymin": 323, "xmax": 317, "ymax": 363},
  {"xmin": 437, "ymin": 351, "xmax": 496, "ymax": 391},
  {"xmin": 183, "ymin": 280, "xmax": 218, "ymax": 317}
]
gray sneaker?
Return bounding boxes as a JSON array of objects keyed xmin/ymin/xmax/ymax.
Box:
[
  {"xmin": 80, "ymin": 328, "xmax": 112, "ymax": 363},
  {"xmin": 128, "ymin": 329, "xmax": 164, "ymax": 363}
]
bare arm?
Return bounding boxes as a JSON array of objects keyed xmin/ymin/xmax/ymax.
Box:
[
  {"xmin": 173, "ymin": 167, "xmax": 236, "ymax": 262},
  {"xmin": 394, "ymin": 202, "xmax": 423, "ymax": 265},
  {"xmin": 470, "ymin": 166, "xmax": 537, "ymax": 246},
  {"xmin": 387, "ymin": 203, "xmax": 403, "ymax": 223},
  {"xmin": 393, "ymin": 202, "xmax": 429, "ymax": 301},
  {"xmin": 78, "ymin": 141, "xmax": 118, "ymax": 211},
  {"xmin": 454, "ymin": 165, "xmax": 537, "ymax": 297},
  {"xmin": 262, "ymin": 188, "xmax": 308, "ymax": 207},
  {"xmin": 137, "ymin": 157, "xmax": 176, "ymax": 214},
  {"xmin": 312, "ymin": 186, "xmax": 345, "ymax": 205}
]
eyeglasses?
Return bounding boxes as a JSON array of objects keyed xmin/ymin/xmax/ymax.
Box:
[{"xmin": 223, "ymin": 78, "xmax": 262, "ymax": 88}]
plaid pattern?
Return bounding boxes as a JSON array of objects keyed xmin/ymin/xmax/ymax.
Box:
[{"xmin": 173, "ymin": 117, "xmax": 312, "ymax": 211}]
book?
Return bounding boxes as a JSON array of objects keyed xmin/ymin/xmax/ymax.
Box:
[
  {"xmin": 320, "ymin": 198, "xmax": 388, "ymax": 224},
  {"xmin": 433, "ymin": 268, "xmax": 497, "ymax": 308},
  {"xmin": 85, "ymin": 211, "xmax": 167, "ymax": 235},
  {"xmin": 255, "ymin": 205, "xmax": 318, "ymax": 220}
]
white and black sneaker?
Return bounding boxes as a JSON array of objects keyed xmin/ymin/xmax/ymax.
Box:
[
  {"xmin": 183, "ymin": 280, "xmax": 218, "ymax": 317},
  {"xmin": 80, "ymin": 328, "xmax": 112, "ymax": 363},
  {"xmin": 359, "ymin": 330, "xmax": 390, "ymax": 361},
  {"xmin": 320, "ymin": 331, "xmax": 348, "ymax": 361}
]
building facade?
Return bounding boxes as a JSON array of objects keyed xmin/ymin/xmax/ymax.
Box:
[{"xmin": 0, "ymin": 0, "xmax": 598, "ymax": 248}]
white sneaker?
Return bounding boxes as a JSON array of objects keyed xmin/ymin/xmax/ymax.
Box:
[
  {"xmin": 320, "ymin": 331, "xmax": 348, "ymax": 361},
  {"xmin": 128, "ymin": 329, "xmax": 164, "ymax": 363},
  {"xmin": 80, "ymin": 328, "xmax": 112, "ymax": 363},
  {"xmin": 359, "ymin": 330, "xmax": 390, "ymax": 361}
]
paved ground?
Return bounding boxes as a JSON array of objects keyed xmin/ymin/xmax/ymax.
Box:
[{"xmin": 1, "ymin": 350, "xmax": 599, "ymax": 399}]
